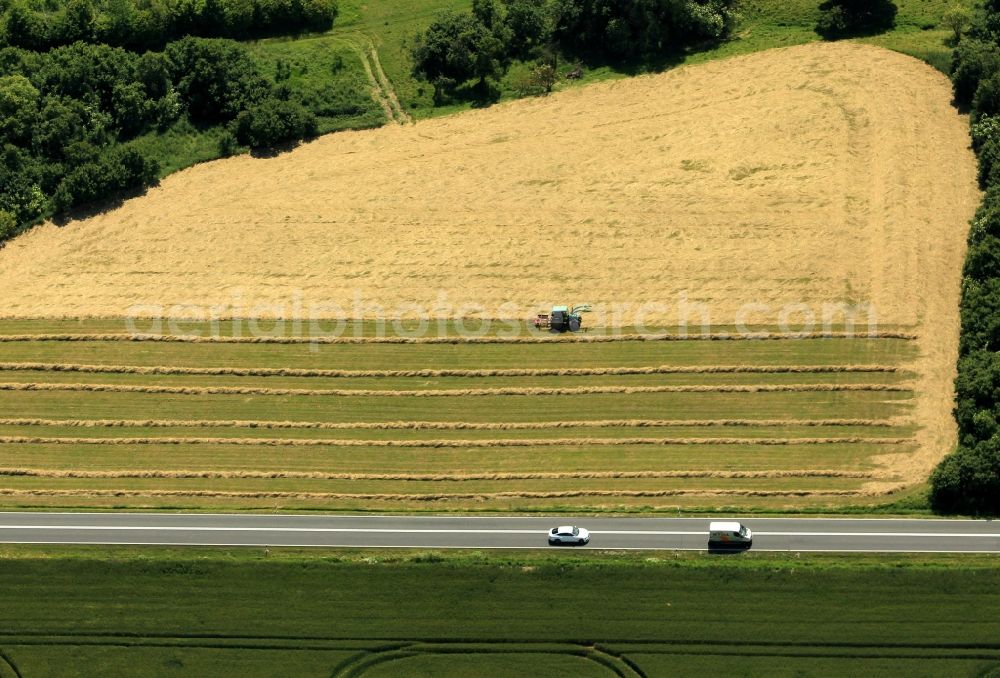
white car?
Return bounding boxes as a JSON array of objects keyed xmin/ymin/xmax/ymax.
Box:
[{"xmin": 548, "ymin": 525, "xmax": 590, "ymax": 545}]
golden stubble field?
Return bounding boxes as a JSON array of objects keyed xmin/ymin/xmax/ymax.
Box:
[{"xmin": 0, "ymin": 41, "xmax": 981, "ymax": 488}]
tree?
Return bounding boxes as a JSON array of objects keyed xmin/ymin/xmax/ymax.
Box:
[
  {"xmin": 411, "ymin": 11, "xmax": 507, "ymax": 102},
  {"xmin": 299, "ymin": 0, "xmax": 338, "ymax": 31},
  {"xmin": 472, "ymin": 0, "xmax": 512, "ymax": 44},
  {"xmin": 165, "ymin": 37, "xmax": 269, "ymax": 121},
  {"xmin": 952, "ymin": 39, "xmax": 1000, "ymax": 105},
  {"xmin": 4, "ymin": 2, "xmax": 52, "ymax": 51},
  {"xmin": 504, "ymin": 0, "xmax": 554, "ymax": 57},
  {"xmin": 95, "ymin": 0, "xmax": 140, "ymax": 48},
  {"xmin": 816, "ymin": 0, "xmax": 897, "ymax": 38},
  {"xmin": 232, "ymin": 97, "xmax": 316, "ymax": 148},
  {"xmin": 111, "ymin": 81, "xmax": 155, "ymax": 137},
  {"xmin": 965, "ymin": 235, "xmax": 1000, "ymax": 282},
  {"xmin": 930, "ymin": 438, "xmax": 1000, "ymax": 515},
  {"xmin": 0, "ymin": 74, "xmax": 39, "ymax": 146},
  {"xmin": 953, "ymin": 350, "xmax": 1000, "ymax": 445},
  {"xmin": 942, "ymin": 3, "xmax": 972, "ymax": 45},
  {"xmin": 137, "ymin": 51, "xmax": 172, "ymax": 99},
  {"xmin": 531, "ymin": 62, "xmax": 557, "ymax": 93},
  {"xmin": 959, "ymin": 276, "xmax": 1000, "ymax": 355},
  {"xmin": 974, "ymin": 71, "xmax": 1000, "ymax": 121},
  {"xmin": 216, "ymin": 0, "xmax": 254, "ymax": 35},
  {"xmin": 58, "ymin": 0, "xmax": 96, "ymax": 44}
]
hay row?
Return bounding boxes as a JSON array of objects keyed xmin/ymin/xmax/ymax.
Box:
[
  {"xmin": 0, "ymin": 382, "xmax": 912, "ymax": 397},
  {"xmin": 0, "ymin": 435, "xmax": 915, "ymax": 447},
  {"xmin": 0, "ymin": 468, "xmax": 885, "ymax": 480},
  {"xmin": 0, "ymin": 487, "xmax": 905, "ymax": 500},
  {"xmin": 0, "ymin": 362, "xmax": 900, "ymax": 378},
  {"xmin": 0, "ymin": 417, "xmax": 902, "ymax": 430},
  {"xmin": 0, "ymin": 331, "xmax": 919, "ymax": 344}
]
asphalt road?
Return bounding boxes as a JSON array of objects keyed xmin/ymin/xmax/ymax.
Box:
[{"xmin": 0, "ymin": 513, "xmax": 998, "ymax": 552}]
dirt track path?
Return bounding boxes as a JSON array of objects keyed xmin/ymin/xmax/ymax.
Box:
[{"xmin": 348, "ymin": 35, "xmax": 409, "ymax": 125}]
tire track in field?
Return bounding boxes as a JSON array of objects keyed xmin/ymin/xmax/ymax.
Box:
[
  {"xmin": 0, "ymin": 417, "xmax": 904, "ymax": 429},
  {"xmin": 0, "ymin": 382, "xmax": 913, "ymax": 397},
  {"xmin": 0, "ymin": 487, "xmax": 908, "ymax": 500},
  {"xmin": 0, "ymin": 362, "xmax": 900, "ymax": 378},
  {"xmin": 356, "ymin": 41, "xmax": 395, "ymax": 123},
  {"xmin": 0, "ymin": 331, "xmax": 920, "ymax": 344},
  {"xmin": 0, "ymin": 468, "xmax": 891, "ymax": 480},
  {"xmin": 366, "ymin": 40, "xmax": 411, "ymax": 123},
  {"xmin": 347, "ymin": 35, "xmax": 408, "ymax": 125},
  {"xmin": 0, "ymin": 435, "xmax": 916, "ymax": 447}
]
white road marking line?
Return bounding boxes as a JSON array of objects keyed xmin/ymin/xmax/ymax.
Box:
[
  {"xmin": 753, "ymin": 532, "xmax": 1000, "ymax": 538},
  {"xmin": 0, "ymin": 525, "xmax": 545, "ymax": 534}
]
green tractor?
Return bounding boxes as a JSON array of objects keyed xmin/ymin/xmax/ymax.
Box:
[{"xmin": 533, "ymin": 304, "xmax": 592, "ymax": 333}]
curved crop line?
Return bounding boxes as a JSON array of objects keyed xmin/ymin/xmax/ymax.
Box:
[
  {"xmin": 0, "ymin": 382, "xmax": 913, "ymax": 397},
  {"xmin": 0, "ymin": 362, "xmax": 900, "ymax": 378},
  {"xmin": 0, "ymin": 468, "xmax": 888, "ymax": 480},
  {"xmin": 0, "ymin": 651, "xmax": 22, "ymax": 678},
  {"xmin": 0, "ymin": 331, "xmax": 918, "ymax": 344},
  {"xmin": 0, "ymin": 435, "xmax": 915, "ymax": 447},
  {"xmin": 0, "ymin": 487, "xmax": 908, "ymax": 499},
  {"xmin": 0, "ymin": 417, "xmax": 903, "ymax": 429}
]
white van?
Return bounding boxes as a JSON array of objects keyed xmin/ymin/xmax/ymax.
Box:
[{"xmin": 708, "ymin": 521, "xmax": 752, "ymax": 548}]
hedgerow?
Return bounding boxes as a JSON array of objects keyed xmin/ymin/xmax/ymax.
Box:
[
  {"xmin": 930, "ymin": 6, "xmax": 1000, "ymax": 515},
  {"xmin": 0, "ymin": 0, "xmax": 338, "ymax": 52}
]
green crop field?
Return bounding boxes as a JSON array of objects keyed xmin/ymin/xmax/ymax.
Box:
[
  {"xmin": 0, "ymin": 320, "xmax": 924, "ymax": 513},
  {"xmin": 0, "ymin": 548, "xmax": 998, "ymax": 677}
]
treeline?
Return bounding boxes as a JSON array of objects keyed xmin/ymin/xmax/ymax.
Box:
[
  {"xmin": 815, "ymin": 0, "xmax": 897, "ymax": 39},
  {"xmin": 0, "ymin": 0, "xmax": 338, "ymax": 52},
  {"xmin": 411, "ymin": 0, "xmax": 738, "ymax": 103},
  {"xmin": 0, "ymin": 37, "xmax": 318, "ymax": 242},
  {"xmin": 929, "ymin": 2, "xmax": 1000, "ymax": 515}
]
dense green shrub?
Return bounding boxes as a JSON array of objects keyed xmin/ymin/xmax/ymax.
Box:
[
  {"xmin": 0, "ymin": 209, "xmax": 16, "ymax": 241},
  {"xmin": 52, "ymin": 146, "xmax": 159, "ymax": 211},
  {"xmin": 973, "ymin": 70, "xmax": 1000, "ymax": 120},
  {"xmin": 959, "ymin": 276, "xmax": 1000, "ymax": 355},
  {"xmin": 965, "ymin": 233, "xmax": 1000, "ymax": 282},
  {"xmin": 233, "ymin": 97, "xmax": 316, "ymax": 148},
  {"xmin": 554, "ymin": 0, "xmax": 739, "ymax": 61},
  {"xmin": 930, "ymin": 439, "xmax": 1000, "ymax": 515},
  {"xmin": 972, "ymin": 116, "xmax": 1000, "ymax": 185},
  {"xmin": 815, "ymin": 0, "xmax": 897, "ymax": 38},
  {"xmin": 165, "ymin": 36, "xmax": 269, "ymax": 121},
  {"xmin": 952, "ymin": 39, "xmax": 1000, "ymax": 105},
  {"xmin": 953, "ymin": 349, "xmax": 1000, "ymax": 445}
]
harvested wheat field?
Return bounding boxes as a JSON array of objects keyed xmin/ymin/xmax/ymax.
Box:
[{"xmin": 0, "ymin": 42, "xmax": 981, "ymax": 510}]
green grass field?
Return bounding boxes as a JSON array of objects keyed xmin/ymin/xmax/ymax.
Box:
[
  {"xmin": 0, "ymin": 548, "xmax": 998, "ymax": 677},
  {"xmin": 141, "ymin": 0, "xmax": 973, "ymax": 178},
  {"xmin": 0, "ymin": 320, "xmax": 922, "ymax": 512}
]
